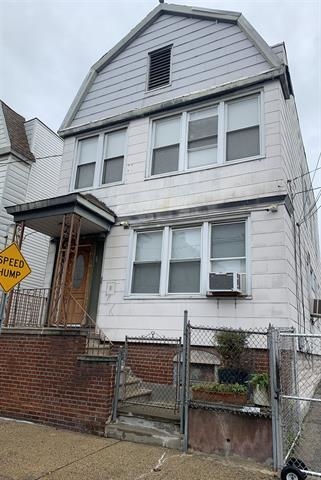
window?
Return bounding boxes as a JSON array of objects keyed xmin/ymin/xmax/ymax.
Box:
[
  {"xmin": 75, "ymin": 136, "xmax": 98, "ymax": 189},
  {"xmin": 74, "ymin": 129, "xmax": 127, "ymax": 190},
  {"xmin": 169, "ymin": 228, "xmax": 201, "ymax": 293},
  {"xmin": 148, "ymin": 45, "xmax": 172, "ymax": 91},
  {"xmin": 187, "ymin": 107, "xmax": 218, "ymax": 169},
  {"xmin": 129, "ymin": 220, "xmax": 248, "ymax": 296},
  {"xmin": 210, "ymin": 223, "xmax": 246, "ymax": 274},
  {"xmin": 131, "ymin": 231, "xmax": 163, "ymax": 294},
  {"xmin": 102, "ymin": 130, "xmax": 126, "ymax": 184},
  {"xmin": 148, "ymin": 93, "xmax": 262, "ymax": 177},
  {"xmin": 226, "ymin": 96, "xmax": 260, "ymax": 161},
  {"xmin": 151, "ymin": 116, "xmax": 180, "ymax": 175}
]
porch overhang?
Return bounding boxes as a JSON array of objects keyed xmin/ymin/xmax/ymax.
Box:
[{"xmin": 6, "ymin": 193, "xmax": 116, "ymax": 237}]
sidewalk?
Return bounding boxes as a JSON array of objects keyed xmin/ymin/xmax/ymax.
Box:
[{"xmin": 0, "ymin": 418, "xmax": 274, "ymax": 480}]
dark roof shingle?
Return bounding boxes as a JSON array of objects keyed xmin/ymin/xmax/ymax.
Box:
[{"xmin": 1, "ymin": 101, "xmax": 35, "ymax": 161}]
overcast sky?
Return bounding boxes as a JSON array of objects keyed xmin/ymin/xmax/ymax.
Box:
[{"xmin": 0, "ymin": 0, "xmax": 320, "ymax": 176}]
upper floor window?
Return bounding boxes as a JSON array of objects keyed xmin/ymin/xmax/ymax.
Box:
[
  {"xmin": 129, "ymin": 220, "xmax": 248, "ymax": 296},
  {"xmin": 74, "ymin": 129, "xmax": 127, "ymax": 190},
  {"xmin": 148, "ymin": 45, "xmax": 172, "ymax": 91},
  {"xmin": 148, "ymin": 93, "xmax": 262, "ymax": 177}
]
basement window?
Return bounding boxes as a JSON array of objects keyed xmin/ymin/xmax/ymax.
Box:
[{"xmin": 148, "ymin": 45, "xmax": 172, "ymax": 91}]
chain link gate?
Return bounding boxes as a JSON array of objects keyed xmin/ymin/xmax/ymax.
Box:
[
  {"xmin": 272, "ymin": 330, "xmax": 321, "ymax": 479},
  {"xmin": 113, "ymin": 332, "xmax": 182, "ymax": 419}
]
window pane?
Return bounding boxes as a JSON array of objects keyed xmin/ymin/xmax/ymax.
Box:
[
  {"xmin": 227, "ymin": 96, "xmax": 259, "ymax": 131},
  {"xmin": 211, "ymin": 223, "xmax": 245, "ymax": 258},
  {"xmin": 226, "ymin": 126, "xmax": 260, "ymax": 161},
  {"xmin": 75, "ymin": 163, "xmax": 95, "ymax": 189},
  {"xmin": 154, "ymin": 117, "xmax": 180, "ymax": 148},
  {"xmin": 188, "ymin": 146, "xmax": 217, "ymax": 168},
  {"xmin": 171, "ymin": 228, "xmax": 201, "ymax": 259},
  {"xmin": 152, "ymin": 145, "xmax": 179, "ymax": 175},
  {"xmin": 188, "ymin": 115, "xmax": 218, "ymax": 143},
  {"xmin": 168, "ymin": 261, "xmax": 200, "ymax": 293},
  {"xmin": 132, "ymin": 263, "xmax": 161, "ymax": 293},
  {"xmin": 78, "ymin": 137, "xmax": 98, "ymax": 165},
  {"xmin": 105, "ymin": 130, "xmax": 126, "ymax": 158},
  {"xmin": 102, "ymin": 157, "xmax": 123, "ymax": 184},
  {"xmin": 212, "ymin": 259, "xmax": 246, "ymax": 273},
  {"xmin": 136, "ymin": 232, "xmax": 162, "ymax": 261}
]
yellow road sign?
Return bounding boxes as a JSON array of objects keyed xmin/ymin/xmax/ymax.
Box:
[{"xmin": 0, "ymin": 243, "xmax": 32, "ymax": 293}]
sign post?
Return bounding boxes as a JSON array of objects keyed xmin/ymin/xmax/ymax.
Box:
[{"xmin": 0, "ymin": 243, "xmax": 32, "ymax": 332}]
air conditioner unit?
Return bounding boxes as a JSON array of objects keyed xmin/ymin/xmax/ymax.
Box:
[
  {"xmin": 311, "ymin": 299, "xmax": 321, "ymax": 317},
  {"xmin": 207, "ymin": 272, "xmax": 244, "ymax": 295}
]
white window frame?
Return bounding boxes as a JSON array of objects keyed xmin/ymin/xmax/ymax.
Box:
[
  {"xmin": 71, "ymin": 128, "xmax": 128, "ymax": 191},
  {"xmin": 127, "ymin": 218, "xmax": 250, "ymax": 298},
  {"xmin": 147, "ymin": 92, "xmax": 264, "ymax": 179}
]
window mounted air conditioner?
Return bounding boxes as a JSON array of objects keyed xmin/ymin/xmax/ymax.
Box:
[
  {"xmin": 207, "ymin": 272, "xmax": 245, "ymax": 296},
  {"xmin": 311, "ymin": 299, "xmax": 321, "ymax": 317}
]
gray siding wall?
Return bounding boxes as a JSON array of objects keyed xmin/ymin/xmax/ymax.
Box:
[
  {"xmin": 22, "ymin": 119, "xmax": 63, "ymax": 288},
  {"xmin": 0, "ymin": 104, "xmax": 9, "ymax": 150},
  {"xmin": 71, "ymin": 14, "xmax": 272, "ymax": 127}
]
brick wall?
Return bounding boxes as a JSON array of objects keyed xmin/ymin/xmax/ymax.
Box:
[
  {"xmin": 126, "ymin": 343, "xmax": 178, "ymax": 384},
  {"xmin": 0, "ymin": 330, "xmax": 116, "ymax": 434}
]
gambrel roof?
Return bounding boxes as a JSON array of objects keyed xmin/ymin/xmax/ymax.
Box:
[{"xmin": 59, "ymin": 3, "xmax": 292, "ymax": 137}]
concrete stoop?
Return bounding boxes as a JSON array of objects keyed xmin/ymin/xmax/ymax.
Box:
[{"xmin": 105, "ymin": 414, "xmax": 182, "ymax": 449}]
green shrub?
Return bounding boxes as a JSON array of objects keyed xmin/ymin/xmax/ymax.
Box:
[
  {"xmin": 215, "ymin": 330, "xmax": 248, "ymax": 368},
  {"xmin": 248, "ymin": 373, "xmax": 269, "ymax": 390},
  {"xmin": 191, "ymin": 382, "xmax": 247, "ymax": 394}
]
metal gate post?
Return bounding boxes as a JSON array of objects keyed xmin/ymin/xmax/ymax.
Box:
[
  {"xmin": 268, "ymin": 326, "xmax": 283, "ymax": 471},
  {"xmin": 183, "ymin": 319, "xmax": 191, "ymax": 453},
  {"xmin": 112, "ymin": 348, "xmax": 123, "ymax": 422},
  {"xmin": 180, "ymin": 310, "xmax": 188, "ymax": 435}
]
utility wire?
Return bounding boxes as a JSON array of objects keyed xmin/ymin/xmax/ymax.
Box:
[
  {"xmin": 288, "ymin": 152, "xmax": 321, "ymax": 183},
  {"xmin": 33, "ymin": 154, "xmax": 62, "ymax": 160}
]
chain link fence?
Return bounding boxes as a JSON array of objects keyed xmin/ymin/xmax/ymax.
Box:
[
  {"xmin": 278, "ymin": 332, "xmax": 321, "ymax": 478},
  {"xmin": 187, "ymin": 325, "xmax": 270, "ymax": 416}
]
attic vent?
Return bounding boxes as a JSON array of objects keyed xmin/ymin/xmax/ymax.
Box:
[{"xmin": 148, "ymin": 45, "xmax": 172, "ymax": 90}]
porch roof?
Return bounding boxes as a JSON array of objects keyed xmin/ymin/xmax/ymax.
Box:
[{"xmin": 6, "ymin": 193, "xmax": 116, "ymax": 237}]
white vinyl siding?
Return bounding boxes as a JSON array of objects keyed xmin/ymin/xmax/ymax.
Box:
[
  {"xmin": 148, "ymin": 93, "xmax": 262, "ymax": 177},
  {"xmin": 71, "ymin": 14, "xmax": 271, "ymax": 127}
]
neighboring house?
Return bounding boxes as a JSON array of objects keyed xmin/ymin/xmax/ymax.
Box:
[
  {"xmin": 7, "ymin": 4, "xmax": 321, "ymax": 339},
  {"xmin": 0, "ymin": 101, "xmax": 63, "ymax": 290}
]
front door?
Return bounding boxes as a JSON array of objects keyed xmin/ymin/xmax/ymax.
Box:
[{"xmin": 67, "ymin": 243, "xmax": 94, "ymax": 325}]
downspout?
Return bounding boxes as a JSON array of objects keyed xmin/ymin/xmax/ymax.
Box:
[{"xmin": 297, "ymin": 223, "xmax": 306, "ymax": 333}]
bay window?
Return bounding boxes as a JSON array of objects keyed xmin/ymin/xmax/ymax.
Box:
[
  {"xmin": 149, "ymin": 93, "xmax": 262, "ymax": 177},
  {"xmin": 129, "ymin": 220, "xmax": 248, "ymax": 296}
]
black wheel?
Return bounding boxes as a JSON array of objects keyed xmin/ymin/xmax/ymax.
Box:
[{"xmin": 281, "ymin": 465, "xmax": 307, "ymax": 480}]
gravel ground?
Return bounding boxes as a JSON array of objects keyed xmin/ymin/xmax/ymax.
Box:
[{"xmin": 0, "ymin": 418, "xmax": 276, "ymax": 480}]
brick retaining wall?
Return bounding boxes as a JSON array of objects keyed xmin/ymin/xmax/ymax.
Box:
[{"xmin": 0, "ymin": 329, "xmax": 116, "ymax": 434}]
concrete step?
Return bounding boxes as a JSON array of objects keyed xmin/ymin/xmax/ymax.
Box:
[
  {"xmin": 122, "ymin": 385, "xmax": 152, "ymax": 400},
  {"xmin": 105, "ymin": 415, "xmax": 182, "ymax": 449}
]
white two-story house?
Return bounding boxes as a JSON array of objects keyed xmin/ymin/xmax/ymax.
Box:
[
  {"xmin": 7, "ymin": 3, "xmax": 321, "ymax": 339},
  {"xmin": 0, "ymin": 101, "xmax": 63, "ymax": 293}
]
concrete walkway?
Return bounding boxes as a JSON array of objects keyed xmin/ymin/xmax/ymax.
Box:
[{"xmin": 0, "ymin": 418, "xmax": 274, "ymax": 480}]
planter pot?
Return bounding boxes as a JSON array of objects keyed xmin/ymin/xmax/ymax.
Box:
[
  {"xmin": 192, "ymin": 389, "xmax": 247, "ymax": 405},
  {"xmin": 252, "ymin": 386, "xmax": 270, "ymax": 407}
]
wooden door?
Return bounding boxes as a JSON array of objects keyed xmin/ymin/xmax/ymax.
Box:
[{"xmin": 67, "ymin": 244, "xmax": 94, "ymax": 325}]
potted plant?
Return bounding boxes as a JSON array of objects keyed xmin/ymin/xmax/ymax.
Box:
[
  {"xmin": 215, "ymin": 330, "xmax": 249, "ymax": 384},
  {"xmin": 191, "ymin": 382, "xmax": 247, "ymax": 405},
  {"xmin": 248, "ymin": 373, "xmax": 270, "ymax": 407}
]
